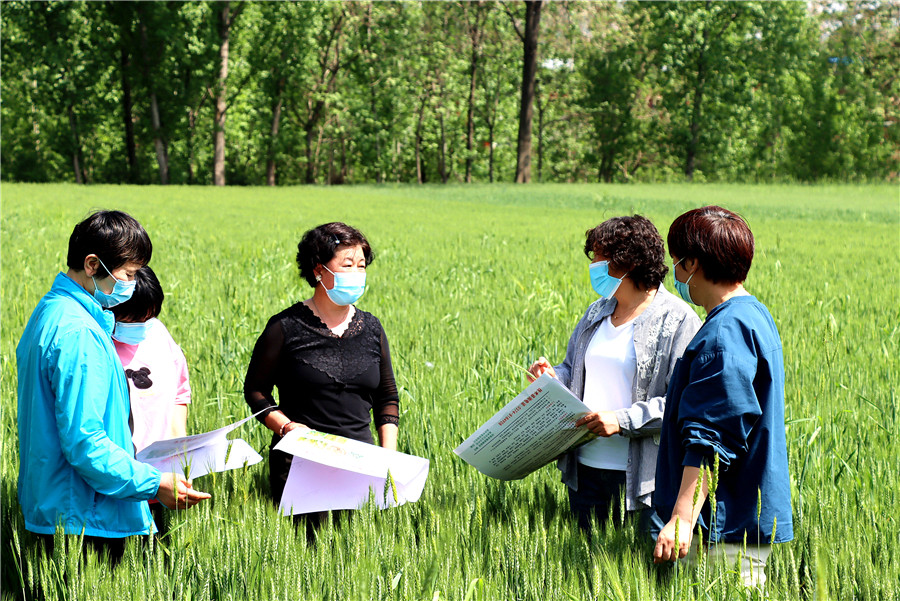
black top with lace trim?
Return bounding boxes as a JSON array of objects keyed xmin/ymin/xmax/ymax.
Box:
[{"xmin": 244, "ymin": 302, "xmax": 399, "ymax": 444}]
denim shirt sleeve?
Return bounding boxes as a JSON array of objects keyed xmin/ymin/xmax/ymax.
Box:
[
  {"xmin": 678, "ymin": 350, "xmax": 762, "ymax": 470},
  {"xmin": 48, "ymin": 328, "xmax": 162, "ymax": 501}
]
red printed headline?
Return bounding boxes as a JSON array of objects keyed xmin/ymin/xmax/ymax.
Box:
[{"xmin": 497, "ymin": 388, "xmax": 542, "ymax": 426}]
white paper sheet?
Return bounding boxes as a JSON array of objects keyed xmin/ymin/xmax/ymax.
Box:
[
  {"xmin": 274, "ymin": 429, "xmax": 429, "ymax": 516},
  {"xmin": 135, "ymin": 412, "xmax": 263, "ymax": 479},
  {"xmin": 453, "ymin": 373, "xmax": 595, "ymax": 480}
]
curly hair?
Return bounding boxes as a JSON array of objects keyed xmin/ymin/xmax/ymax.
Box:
[
  {"xmin": 296, "ymin": 222, "xmax": 374, "ymax": 287},
  {"xmin": 584, "ymin": 215, "xmax": 668, "ymax": 291}
]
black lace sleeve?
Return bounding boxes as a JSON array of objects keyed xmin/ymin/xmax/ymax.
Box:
[
  {"xmin": 374, "ymin": 327, "xmax": 400, "ymax": 427},
  {"xmin": 244, "ymin": 316, "xmax": 284, "ymax": 423}
]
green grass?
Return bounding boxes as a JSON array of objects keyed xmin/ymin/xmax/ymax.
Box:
[{"xmin": 2, "ymin": 183, "xmax": 898, "ymax": 600}]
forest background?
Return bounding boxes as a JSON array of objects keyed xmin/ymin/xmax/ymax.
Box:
[{"xmin": 2, "ymin": 0, "xmax": 898, "ymax": 187}]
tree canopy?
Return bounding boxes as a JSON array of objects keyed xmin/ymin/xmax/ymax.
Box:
[{"xmin": 2, "ymin": 1, "xmax": 897, "ymax": 185}]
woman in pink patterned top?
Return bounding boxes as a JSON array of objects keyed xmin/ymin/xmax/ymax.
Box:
[{"xmin": 112, "ymin": 266, "xmax": 191, "ymax": 533}]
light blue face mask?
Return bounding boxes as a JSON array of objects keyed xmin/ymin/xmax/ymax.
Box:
[
  {"xmin": 91, "ymin": 257, "xmax": 136, "ymax": 308},
  {"xmin": 322, "ymin": 265, "xmax": 366, "ymax": 306},
  {"xmin": 589, "ymin": 261, "xmax": 625, "ymax": 298},
  {"xmin": 673, "ymin": 258, "xmax": 697, "ymax": 305},
  {"xmin": 112, "ymin": 318, "xmax": 154, "ymax": 345}
]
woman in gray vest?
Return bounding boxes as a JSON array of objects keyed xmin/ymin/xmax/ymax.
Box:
[{"xmin": 528, "ymin": 215, "xmax": 701, "ymax": 537}]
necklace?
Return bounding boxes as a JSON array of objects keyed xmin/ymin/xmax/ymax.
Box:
[
  {"xmin": 309, "ymin": 297, "xmax": 351, "ymax": 332},
  {"xmin": 611, "ymin": 292, "xmax": 654, "ymax": 323}
]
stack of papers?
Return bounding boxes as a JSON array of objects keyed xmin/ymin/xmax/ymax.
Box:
[
  {"xmin": 135, "ymin": 413, "xmax": 263, "ymax": 479},
  {"xmin": 274, "ymin": 428, "xmax": 430, "ymax": 516}
]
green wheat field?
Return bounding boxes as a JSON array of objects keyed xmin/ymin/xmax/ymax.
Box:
[{"xmin": 1, "ymin": 183, "xmax": 898, "ymax": 600}]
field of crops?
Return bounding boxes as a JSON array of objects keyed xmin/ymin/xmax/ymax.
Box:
[{"xmin": 1, "ymin": 183, "xmax": 898, "ymax": 600}]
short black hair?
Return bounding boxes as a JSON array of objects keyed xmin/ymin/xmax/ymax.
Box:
[
  {"xmin": 66, "ymin": 210, "xmax": 152, "ymax": 273},
  {"xmin": 584, "ymin": 215, "xmax": 668, "ymax": 291},
  {"xmin": 111, "ymin": 266, "xmax": 164, "ymax": 323},
  {"xmin": 296, "ymin": 222, "xmax": 374, "ymax": 287},
  {"xmin": 667, "ymin": 206, "xmax": 754, "ymax": 284}
]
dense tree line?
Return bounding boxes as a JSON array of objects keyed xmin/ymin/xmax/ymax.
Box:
[{"xmin": 2, "ymin": 1, "xmax": 897, "ymax": 185}]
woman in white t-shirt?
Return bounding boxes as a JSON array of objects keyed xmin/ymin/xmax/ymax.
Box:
[{"xmin": 528, "ymin": 215, "xmax": 701, "ymax": 537}]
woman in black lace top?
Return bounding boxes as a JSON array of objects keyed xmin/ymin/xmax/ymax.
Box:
[{"xmin": 244, "ymin": 222, "xmax": 400, "ymax": 508}]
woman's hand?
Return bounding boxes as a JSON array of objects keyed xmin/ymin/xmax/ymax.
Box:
[
  {"xmin": 526, "ymin": 357, "xmax": 557, "ymax": 382},
  {"xmin": 281, "ymin": 421, "xmax": 307, "ymax": 436},
  {"xmin": 575, "ymin": 411, "xmax": 620, "ymax": 436},
  {"xmin": 653, "ymin": 516, "xmax": 693, "ymax": 563},
  {"xmin": 265, "ymin": 410, "xmax": 308, "ymax": 437},
  {"xmin": 156, "ymin": 473, "xmax": 211, "ymax": 510}
]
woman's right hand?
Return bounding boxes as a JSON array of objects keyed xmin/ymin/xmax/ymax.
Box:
[
  {"xmin": 526, "ymin": 357, "xmax": 557, "ymax": 382},
  {"xmin": 156, "ymin": 473, "xmax": 211, "ymax": 510}
]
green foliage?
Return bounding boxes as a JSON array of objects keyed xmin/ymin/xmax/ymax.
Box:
[
  {"xmin": 2, "ymin": 183, "xmax": 898, "ymax": 600},
  {"xmin": 2, "ymin": 1, "xmax": 896, "ymax": 185}
]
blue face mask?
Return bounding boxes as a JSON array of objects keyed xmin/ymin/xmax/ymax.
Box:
[
  {"xmin": 112, "ymin": 318, "xmax": 154, "ymax": 345},
  {"xmin": 322, "ymin": 265, "xmax": 366, "ymax": 306},
  {"xmin": 589, "ymin": 261, "xmax": 625, "ymax": 298},
  {"xmin": 91, "ymin": 257, "xmax": 136, "ymax": 308},
  {"xmin": 673, "ymin": 258, "xmax": 696, "ymax": 305}
]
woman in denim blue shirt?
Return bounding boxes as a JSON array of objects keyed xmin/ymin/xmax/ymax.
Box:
[
  {"xmin": 528, "ymin": 216, "xmax": 701, "ymax": 537},
  {"xmin": 653, "ymin": 206, "xmax": 793, "ymax": 587}
]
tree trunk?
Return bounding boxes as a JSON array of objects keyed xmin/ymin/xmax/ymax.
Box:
[
  {"xmin": 415, "ymin": 95, "xmax": 427, "ymax": 184},
  {"xmin": 488, "ymin": 122, "xmax": 495, "ymax": 183},
  {"xmin": 119, "ymin": 44, "xmax": 138, "ymax": 183},
  {"xmin": 213, "ymin": 2, "xmax": 231, "ymax": 186},
  {"xmin": 536, "ymin": 80, "xmax": 544, "ymax": 182},
  {"xmin": 266, "ymin": 74, "xmax": 285, "ymax": 186},
  {"xmin": 438, "ymin": 111, "xmax": 448, "ymax": 184},
  {"xmin": 685, "ymin": 46, "xmax": 706, "ymax": 181},
  {"xmin": 371, "ymin": 91, "xmax": 382, "ymax": 184},
  {"xmin": 465, "ymin": 51, "xmax": 478, "ymax": 183},
  {"xmin": 515, "ymin": 0, "xmax": 542, "ymax": 183},
  {"xmin": 304, "ymin": 107, "xmax": 319, "ymax": 184},
  {"xmin": 138, "ymin": 11, "xmax": 169, "ymax": 185},
  {"xmin": 67, "ymin": 104, "xmax": 85, "ymax": 184}
]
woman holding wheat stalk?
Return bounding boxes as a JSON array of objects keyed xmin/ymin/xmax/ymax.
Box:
[{"xmin": 653, "ymin": 206, "xmax": 793, "ymax": 588}]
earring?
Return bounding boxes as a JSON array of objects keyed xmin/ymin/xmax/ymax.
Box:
[{"xmin": 315, "ymin": 274, "xmax": 322, "ymax": 282}]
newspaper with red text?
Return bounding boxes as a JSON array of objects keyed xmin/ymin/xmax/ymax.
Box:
[{"xmin": 454, "ymin": 373, "xmax": 595, "ymax": 480}]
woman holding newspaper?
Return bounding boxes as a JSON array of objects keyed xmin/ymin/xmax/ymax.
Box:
[
  {"xmin": 527, "ymin": 215, "xmax": 701, "ymax": 537},
  {"xmin": 244, "ymin": 222, "xmax": 400, "ymax": 533}
]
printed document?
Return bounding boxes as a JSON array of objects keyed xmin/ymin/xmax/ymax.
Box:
[
  {"xmin": 275, "ymin": 428, "xmax": 429, "ymax": 516},
  {"xmin": 454, "ymin": 373, "xmax": 594, "ymax": 480},
  {"xmin": 135, "ymin": 411, "xmax": 263, "ymax": 479}
]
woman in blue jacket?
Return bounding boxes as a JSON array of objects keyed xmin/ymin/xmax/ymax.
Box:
[{"xmin": 653, "ymin": 206, "xmax": 793, "ymax": 587}]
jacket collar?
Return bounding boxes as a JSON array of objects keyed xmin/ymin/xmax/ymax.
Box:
[
  {"xmin": 586, "ymin": 284, "xmax": 676, "ymax": 326},
  {"xmin": 52, "ymin": 273, "xmax": 115, "ymax": 334}
]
